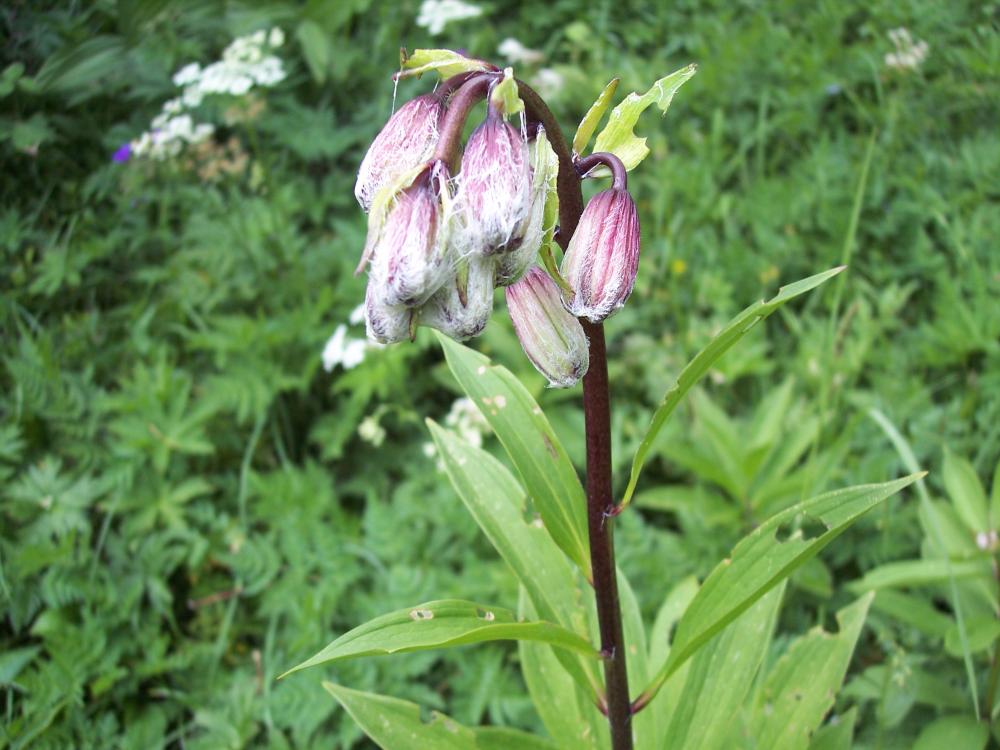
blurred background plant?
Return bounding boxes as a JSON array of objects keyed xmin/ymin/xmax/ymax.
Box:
[{"xmin": 0, "ymin": 1, "xmax": 997, "ymax": 748}]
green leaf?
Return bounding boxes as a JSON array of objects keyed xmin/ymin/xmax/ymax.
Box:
[
  {"xmin": 572, "ymin": 78, "xmax": 619, "ymax": 156},
  {"xmin": 397, "ymin": 48, "xmax": 492, "ymax": 80},
  {"xmin": 283, "ymin": 599, "xmax": 597, "ymax": 677},
  {"xmin": 750, "ymin": 594, "xmax": 872, "ymax": 750},
  {"xmin": 870, "ymin": 590, "xmax": 952, "ymax": 638},
  {"xmin": 296, "ymin": 20, "xmax": 332, "ymax": 84},
  {"xmin": 621, "ymin": 267, "xmax": 846, "ymax": 509},
  {"xmin": 590, "ymin": 64, "xmax": 697, "ymax": 173},
  {"xmin": 34, "ymin": 36, "xmax": 126, "ymax": 99},
  {"xmin": 913, "ymin": 715, "xmax": 988, "ymax": 750},
  {"xmin": 944, "ymin": 616, "xmax": 1000, "ymax": 656},
  {"xmin": 852, "ymin": 559, "xmax": 991, "ymax": 591},
  {"xmin": 618, "ymin": 569, "xmax": 657, "ymax": 749},
  {"xmin": 636, "ymin": 473, "xmax": 922, "ymax": 706},
  {"xmin": 663, "ymin": 585, "xmax": 784, "ymax": 750},
  {"xmin": 518, "ymin": 589, "xmax": 607, "ymax": 750},
  {"xmin": 427, "ymin": 422, "xmax": 601, "ymax": 696},
  {"xmin": 649, "ymin": 575, "xmax": 700, "ymax": 674},
  {"xmin": 943, "ymin": 449, "xmax": 989, "ymax": 533},
  {"xmin": 436, "ymin": 334, "xmax": 590, "ymax": 575},
  {"xmin": 325, "ymin": 683, "xmax": 555, "ymax": 750},
  {"xmin": 809, "ymin": 707, "xmax": 858, "ymax": 750}
]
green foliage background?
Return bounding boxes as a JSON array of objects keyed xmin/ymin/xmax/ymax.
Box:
[{"xmin": 1, "ymin": 1, "xmax": 997, "ymax": 747}]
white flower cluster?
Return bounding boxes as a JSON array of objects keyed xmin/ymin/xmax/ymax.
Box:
[
  {"xmin": 321, "ymin": 304, "xmax": 389, "ymax": 372},
  {"xmin": 416, "ymin": 0, "xmax": 483, "ymax": 36},
  {"xmin": 885, "ymin": 27, "xmax": 929, "ymax": 71},
  {"xmin": 531, "ymin": 68, "xmax": 565, "ymax": 100},
  {"xmin": 423, "ymin": 397, "xmax": 491, "ymax": 466},
  {"xmin": 132, "ymin": 28, "xmax": 286, "ymax": 160},
  {"xmin": 498, "ymin": 38, "xmax": 544, "ymax": 66}
]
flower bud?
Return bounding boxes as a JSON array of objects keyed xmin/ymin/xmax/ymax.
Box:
[
  {"xmin": 559, "ymin": 187, "xmax": 640, "ymax": 322},
  {"xmin": 369, "ymin": 161, "xmax": 455, "ymax": 308},
  {"xmin": 355, "ymin": 93, "xmax": 444, "ymax": 212},
  {"xmin": 453, "ymin": 110, "xmax": 531, "ymax": 256},
  {"xmin": 506, "ymin": 268, "xmax": 589, "ymax": 388},
  {"xmin": 364, "ymin": 282, "xmax": 413, "ymax": 344},
  {"xmin": 420, "ymin": 257, "xmax": 495, "ymax": 341},
  {"xmin": 496, "ymin": 127, "xmax": 558, "ymax": 286}
]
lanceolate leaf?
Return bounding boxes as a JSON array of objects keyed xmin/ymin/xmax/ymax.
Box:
[
  {"xmin": 436, "ymin": 334, "xmax": 590, "ymax": 576},
  {"xmin": 324, "ymin": 683, "xmax": 558, "ymax": 750},
  {"xmin": 852, "ymin": 559, "xmax": 991, "ymax": 591},
  {"xmin": 663, "ymin": 585, "xmax": 784, "ymax": 750},
  {"xmin": 621, "ymin": 267, "xmax": 845, "ymax": 509},
  {"xmin": 283, "ymin": 599, "xmax": 598, "ymax": 678},
  {"xmin": 573, "ymin": 78, "xmax": 620, "ymax": 156},
  {"xmin": 427, "ymin": 422, "xmax": 602, "ymax": 695},
  {"xmin": 590, "ymin": 64, "xmax": 697, "ymax": 172},
  {"xmin": 635, "ymin": 474, "xmax": 922, "ymax": 706},
  {"xmin": 750, "ymin": 594, "xmax": 873, "ymax": 750}
]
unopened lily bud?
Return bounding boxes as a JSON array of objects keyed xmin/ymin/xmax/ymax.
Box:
[
  {"xmin": 355, "ymin": 93, "xmax": 444, "ymax": 212},
  {"xmin": 496, "ymin": 127, "xmax": 558, "ymax": 286},
  {"xmin": 420, "ymin": 257, "xmax": 495, "ymax": 341},
  {"xmin": 364, "ymin": 283, "xmax": 413, "ymax": 344},
  {"xmin": 560, "ymin": 187, "xmax": 640, "ymax": 322},
  {"xmin": 506, "ymin": 267, "xmax": 589, "ymax": 388},
  {"xmin": 369, "ymin": 161, "xmax": 454, "ymax": 308},
  {"xmin": 453, "ymin": 108, "xmax": 531, "ymax": 256}
]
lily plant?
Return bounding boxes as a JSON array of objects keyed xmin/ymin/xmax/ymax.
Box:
[{"xmin": 283, "ymin": 48, "xmax": 922, "ymax": 750}]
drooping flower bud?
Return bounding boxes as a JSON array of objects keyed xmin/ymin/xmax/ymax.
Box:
[
  {"xmin": 364, "ymin": 282, "xmax": 413, "ymax": 344},
  {"xmin": 368, "ymin": 160, "xmax": 455, "ymax": 308},
  {"xmin": 559, "ymin": 187, "xmax": 640, "ymax": 322},
  {"xmin": 355, "ymin": 93, "xmax": 444, "ymax": 213},
  {"xmin": 420, "ymin": 256, "xmax": 495, "ymax": 341},
  {"xmin": 506, "ymin": 267, "xmax": 589, "ymax": 388},
  {"xmin": 496, "ymin": 126, "xmax": 559, "ymax": 286},
  {"xmin": 453, "ymin": 107, "xmax": 532, "ymax": 256}
]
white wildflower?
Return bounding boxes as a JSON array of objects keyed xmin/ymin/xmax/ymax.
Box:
[
  {"xmin": 349, "ymin": 303, "xmax": 366, "ymax": 326},
  {"xmin": 498, "ymin": 38, "xmax": 544, "ymax": 65},
  {"xmin": 885, "ymin": 27, "xmax": 929, "ymax": 71},
  {"xmin": 321, "ymin": 325, "xmax": 368, "ymax": 371},
  {"xmin": 416, "ymin": 0, "xmax": 482, "ymax": 36},
  {"xmin": 532, "ymin": 68, "xmax": 564, "ymax": 99},
  {"xmin": 358, "ymin": 415, "xmax": 387, "ymax": 446},
  {"xmin": 444, "ymin": 397, "xmax": 490, "ymax": 449},
  {"xmin": 131, "ymin": 29, "xmax": 287, "ymax": 161}
]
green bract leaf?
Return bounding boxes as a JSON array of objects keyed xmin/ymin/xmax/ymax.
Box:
[
  {"xmin": 750, "ymin": 594, "xmax": 872, "ymax": 750},
  {"xmin": 283, "ymin": 599, "xmax": 598, "ymax": 677},
  {"xmin": 436, "ymin": 334, "xmax": 590, "ymax": 575},
  {"xmin": 397, "ymin": 48, "xmax": 492, "ymax": 80},
  {"xmin": 490, "ymin": 67, "xmax": 524, "ymax": 116},
  {"xmin": 590, "ymin": 63, "xmax": 697, "ymax": 173},
  {"xmin": 324, "ymin": 683, "xmax": 557, "ymax": 750},
  {"xmin": 621, "ymin": 266, "xmax": 845, "ymax": 509},
  {"xmin": 572, "ymin": 78, "xmax": 620, "ymax": 156},
  {"xmin": 635, "ymin": 473, "xmax": 922, "ymax": 707},
  {"xmin": 427, "ymin": 422, "xmax": 601, "ymax": 696}
]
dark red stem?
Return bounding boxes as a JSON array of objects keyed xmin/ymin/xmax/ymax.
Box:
[
  {"xmin": 575, "ymin": 152, "xmax": 629, "ymax": 191},
  {"xmin": 432, "ymin": 73, "xmax": 498, "ymax": 171},
  {"xmin": 517, "ymin": 79, "xmax": 634, "ymax": 750}
]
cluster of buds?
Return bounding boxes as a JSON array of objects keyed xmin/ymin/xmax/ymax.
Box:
[{"xmin": 353, "ymin": 52, "xmax": 641, "ymax": 388}]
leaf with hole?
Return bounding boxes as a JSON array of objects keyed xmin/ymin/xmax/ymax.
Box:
[{"xmin": 635, "ymin": 473, "xmax": 922, "ymax": 706}]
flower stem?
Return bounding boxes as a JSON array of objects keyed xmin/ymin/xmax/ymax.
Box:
[
  {"xmin": 575, "ymin": 152, "xmax": 629, "ymax": 191},
  {"xmin": 518, "ymin": 78, "xmax": 634, "ymax": 750}
]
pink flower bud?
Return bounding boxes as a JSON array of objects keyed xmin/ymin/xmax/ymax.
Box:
[
  {"xmin": 369, "ymin": 161, "xmax": 454, "ymax": 308},
  {"xmin": 355, "ymin": 93, "xmax": 444, "ymax": 212},
  {"xmin": 506, "ymin": 268, "xmax": 589, "ymax": 388},
  {"xmin": 559, "ymin": 187, "xmax": 640, "ymax": 322},
  {"xmin": 364, "ymin": 282, "xmax": 413, "ymax": 344},
  {"xmin": 420, "ymin": 257, "xmax": 495, "ymax": 341},
  {"xmin": 453, "ymin": 111, "xmax": 532, "ymax": 256}
]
